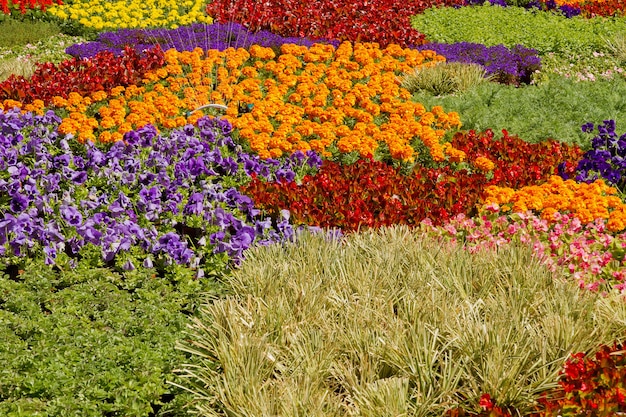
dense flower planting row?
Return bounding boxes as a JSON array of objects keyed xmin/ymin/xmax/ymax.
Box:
[
  {"xmin": 484, "ymin": 176, "xmax": 626, "ymax": 229},
  {"xmin": 0, "ymin": 46, "xmax": 165, "ymax": 106},
  {"xmin": 484, "ymin": 121, "xmax": 626, "ymax": 231},
  {"xmin": 206, "ymin": 0, "xmax": 465, "ymax": 48},
  {"xmin": 39, "ymin": 43, "xmax": 463, "ymax": 163},
  {"xmin": 575, "ymin": 119, "xmax": 626, "ymax": 192},
  {"xmin": 45, "ymin": 0, "xmax": 211, "ymax": 30},
  {"xmin": 63, "ymin": 24, "xmax": 539, "ymax": 86},
  {"xmin": 242, "ymin": 129, "xmax": 582, "ymax": 229},
  {"xmin": 545, "ymin": 0, "xmax": 626, "ymax": 16},
  {"xmin": 1, "ymin": 0, "xmax": 59, "ymax": 14},
  {"xmin": 0, "ymin": 108, "xmax": 321, "ymax": 275},
  {"xmin": 65, "ymin": 22, "xmax": 339, "ymax": 59},
  {"xmin": 423, "ymin": 211, "xmax": 626, "ymax": 292}
]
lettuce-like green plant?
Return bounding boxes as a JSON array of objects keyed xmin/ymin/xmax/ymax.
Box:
[
  {"xmin": 411, "ymin": 5, "xmax": 626, "ymax": 55},
  {"xmin": 0, "ymin": 258, "xmax": 225, "ymax": 416}
]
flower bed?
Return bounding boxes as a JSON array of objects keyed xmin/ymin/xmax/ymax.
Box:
[
  {"xmin": 0, "ymin": 108, "xmax": 321, "ymax": 276},
  {"xmin": 2, "ymin": 2, "xmax": 626, "ymax": 416},
  {"xmin": 40, "ymin": 43, "xmax": 463, "ymax": 163}
]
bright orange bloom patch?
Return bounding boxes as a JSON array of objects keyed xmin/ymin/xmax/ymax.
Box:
[
  {"xmin": 482, "ymin": 175, "xmax": 626, "ymax": 232},
  {"xmin": 48, "ymin": 42, "xmax": 463, "ymax": 162}
]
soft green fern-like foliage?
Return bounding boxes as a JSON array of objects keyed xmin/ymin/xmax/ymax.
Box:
[{"xmin": 411, "ymin": 75, "xmax": 626, "ymax": 148}]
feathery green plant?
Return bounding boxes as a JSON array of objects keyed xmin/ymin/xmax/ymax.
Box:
[{"xmin": 0, "ymin": 58, "xmax": 35, "ymax": 82}]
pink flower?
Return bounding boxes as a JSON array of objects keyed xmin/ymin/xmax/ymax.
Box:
[
  {"xmin": 484, "ymin": 202, "xmax": 499, "ymax": 212},
  {"xmin": 443, "ymin": 223, "xmax": 457, "ymax": 236}
]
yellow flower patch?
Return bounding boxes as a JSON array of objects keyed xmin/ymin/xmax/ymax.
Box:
[{"xmin": 46, "ymin": 0, "xmax": 211, "ymax": 30}]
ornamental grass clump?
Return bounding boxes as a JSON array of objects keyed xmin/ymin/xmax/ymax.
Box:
[
  {"xmin": 0, "ymin": 108, "xmax": 320, "ymax": 277},
  {"xmin": 0, "ymin": 58, "xmax": 35, "ymax": 82},
  {"xmin": 400, "ymin": 61, "xmax": 493, "ymax": 96},
  {"xmin": 603, "ymin": 33, "xmax": 626, "ymax": 63},
  {"xmin": 174, "ymin": 228, "xmax": 626, "ymax": 416}
]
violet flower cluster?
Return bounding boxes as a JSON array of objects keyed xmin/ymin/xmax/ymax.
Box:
[
  {"xmin": 66, "ymin": 22, "xmax": 340, "ymax": 59},
  {"xmin": 0, "ymin": 108, "xmax": 322, "ymax": 275},
  {"xmin": 415, "ymin": 42, "xmax": 541, "ymax": 85},
  {"xmin": 564, "ymin": 120, "xmax": 626, "ymax": 192}
]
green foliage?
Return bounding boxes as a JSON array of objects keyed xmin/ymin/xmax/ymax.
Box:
[
  {"xmin": 410, "ymin": 74, "xmax": 626, "ymax": 148},
  {"xmin": 175, "ymin": 229, "xmax": 626, "ymax": 416},
  {"xmin": 400, "ymin": 61, "xmax": 493, "ymax": 96},
  {"xmin": 411, "ymin": 5, "xmax": 626, "ymax": 55},
  {"xmin": 534, "ymin": 49, "xmax": 625, "ymax": 83},
  {"xmin": 0, "ymin": 257, "xmax": 226, "ymax": 417},
  {"xmin": 0, "ymin": 15, "xmax": 62, "ymax": 47},
  {"xmin": 53, "ymin": 17, "xmax": 99, "ymax": 40},
  {"xmin": 0, "ymin": 32, "xmax": 82, "ymax": 81}
]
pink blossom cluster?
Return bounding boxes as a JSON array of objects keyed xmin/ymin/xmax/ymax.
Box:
[{"xmin": 421, "ymin": 211, "xmax": 626, "ymax": 294}]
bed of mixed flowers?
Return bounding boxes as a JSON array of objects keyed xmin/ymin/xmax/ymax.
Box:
[{"xmin": 2, "ymin": 0, "xmax": 626, "ymax": 415}]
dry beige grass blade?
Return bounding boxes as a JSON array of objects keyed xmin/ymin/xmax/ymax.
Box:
[
  {"xmin": 0, "ymin": 58, "xmax": 36, "ymax": 82},
  {"xmin": 175, "ymin": 227, "xmax": 626, "ymax": 416}
]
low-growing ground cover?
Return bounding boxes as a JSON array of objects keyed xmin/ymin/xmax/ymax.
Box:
[
  {"xmin": 2, "ymin": 0, "xmax": 626, "ymax": 416},
  {"xmin": 0, "ymin": 16, "xmax": 84, "ymax": 81}
]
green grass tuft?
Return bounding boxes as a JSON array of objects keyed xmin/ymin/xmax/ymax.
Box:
[
  {"xmin": 0, "ymin": 58, "xmax": 36, "ymax": 82},
  {"xmin": 0, "ymin": 15, "xmax": 62, "ymax": 48},
  {"xmin": 400, "ymin": 61, "xmax": 493, "ymax": 96}
]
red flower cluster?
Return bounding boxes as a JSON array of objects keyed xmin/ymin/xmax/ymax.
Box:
[
  {"xmin": 206, "ymin": 0, "xmax": 464, "ymax": 48},
  {"xmin": 0, "ymin": 0, "xmax": 60, "ymax": 14},
  {"xmin": 243, "ymin": 159, "xmax": 486, "ymax": 231},
  {"xmin": 0, "ymin": 46, "xmax": 165, "ymax": 105},
  {"xmin": 450, "ymin": 129, "xmax": 584, "ymax": 189},
  {"xmin": 578, "ymin": 0, "xmax": 626, "ymax": 17},
  {"xmin": 537, "ymin": 342, "xmax": 626, "ymax": 416}
]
